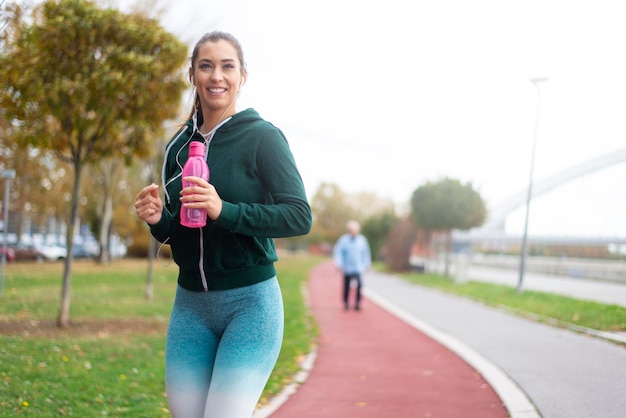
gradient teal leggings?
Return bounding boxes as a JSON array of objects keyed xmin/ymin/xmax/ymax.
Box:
[{"xmin": 165, "ymin": 277, "xmax": 284, "ymax": 418}]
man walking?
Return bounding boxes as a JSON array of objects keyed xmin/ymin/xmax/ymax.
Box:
[{"xmin": 333, "ymin": 220, "xmax": 371, "ymax": 311}]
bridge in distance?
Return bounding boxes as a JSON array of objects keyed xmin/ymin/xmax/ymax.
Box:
[{"xmin": 457, "ymin": 147, "xmax": 626, "ymax": 247}]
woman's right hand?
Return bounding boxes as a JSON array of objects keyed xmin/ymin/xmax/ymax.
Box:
[{"xmin": 135, "ymin": 183, "xmax": 163, "ymax": 225}]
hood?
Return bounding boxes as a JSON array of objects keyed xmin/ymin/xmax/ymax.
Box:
[{"xmin": 188, "ymin": 107, "xmax": 262, "ymax": 135}]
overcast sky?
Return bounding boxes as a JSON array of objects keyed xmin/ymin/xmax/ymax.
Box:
[{"xmin": 125, "ymin": 0, "xmax": 626, "ymax": 237}]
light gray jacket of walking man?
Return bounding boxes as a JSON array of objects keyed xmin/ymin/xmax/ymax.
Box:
[{"xmin": 333, "ymin": 220, "xmax": 372, "ymax": 310}]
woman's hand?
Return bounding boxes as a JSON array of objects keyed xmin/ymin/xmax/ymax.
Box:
[
  {"xmin": 180, "ymin": 176, "xmax": 223, "ymax": 221},
  {"xmin": 135, "ymin": 183, "xmax": 164, "ymax": 225}
]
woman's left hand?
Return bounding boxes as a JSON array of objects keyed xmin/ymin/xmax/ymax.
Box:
[{"xmin": 180, "ymin": 176, "xmax": 223, "ymax": 221}]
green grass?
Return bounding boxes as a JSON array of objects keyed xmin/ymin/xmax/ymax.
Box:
[
  {"xmin": 0, "ymin": 255, "xmax": 322, "ymax": 417},
  {"xmin": 1, "ymin": 335, "xmax": 169, "ymax": 417},
  {"xmin": 391, "ymin": 264, "xmax": 626, "ymax": 332}
]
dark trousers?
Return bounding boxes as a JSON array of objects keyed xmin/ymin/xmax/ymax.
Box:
[{"xmin": 343, "ymin": 273, "xmax": 362, "ymax": 308}]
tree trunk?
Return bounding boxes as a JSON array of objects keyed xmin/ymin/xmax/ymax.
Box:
[
  {"xmin": 16, "ymin": 204, "xmax": 26, "ymax": 245},
  {"xmin": 98, "ymin": 191, "xmax": 112, "ymax": 264},
  {"xmin": 145, "ymin": 165, "xmax": 158, "ymax": 300},
  {"xmin": 145, "ymin": 235, "xmax": 155, "ymax": 300},
  {"xmin": 57, "ymin": 160, "xmax": 83, "ymax": 328}
]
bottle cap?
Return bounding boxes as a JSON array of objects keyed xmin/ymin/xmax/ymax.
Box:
[{"xmin": 189, "ymin": 141, "xmax": 205, "ymax": 156}]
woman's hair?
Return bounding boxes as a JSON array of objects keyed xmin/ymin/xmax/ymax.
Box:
[{"xmin": 187, "ymin": 31, "xmax": 246, "ymax": 120}]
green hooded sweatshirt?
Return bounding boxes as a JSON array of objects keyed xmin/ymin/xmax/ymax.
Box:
[{"xmin": 149, "ymin": 108, "xmax": 312, "ymax": 291}]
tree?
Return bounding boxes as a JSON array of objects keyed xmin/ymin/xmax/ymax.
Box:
[
  {"xmin": 309, "ymin": 182, "xmax": 399, "ymax": 246},
  {"xmin": 138, "ymin": 124, "xmax": 172, "ymax": 300},
  {"xmin": 384, "ymin": 217, "xmax": 419, "ymax": 272},
  {"xmin": 309, "ymin": 182, "xmax": 357, "ymax": 243},
  {"xmin": 362, "ymin": 211, "xmax": 398, "ymax": 261},
  {"xmin": 2, "ymin": 3, "xmax": 74, "ymax": 239},
  {"xmin": 1, "ymin": 119, "xmax": 72, "ymax": 245},
  {"xmin": 410, "ymin": 177, "xmax": 486, "ymax": 276},
  {"xmin": 0, "ymin": 0, "xmax": 188, "ymax": 326},
  {"xmin": 84, "ymin": 157, "xmax": 124, "ymax": 263},
  {"xmin": 351, "ymin": 190, "xmax": 397, "ymax": 221}
]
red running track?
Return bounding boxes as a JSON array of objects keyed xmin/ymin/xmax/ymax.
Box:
[{"xmin": 269, "ymin": 261, "xmax": 509, "ymax": 418}]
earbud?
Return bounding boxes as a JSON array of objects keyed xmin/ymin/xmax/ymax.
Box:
[
  {"xmin": 191, "ymin": 76, "xmax": 195, "ymax": 86},
  {"xmin": 240, "ymin": 77, "xmax": 245, "ymax": 87}
]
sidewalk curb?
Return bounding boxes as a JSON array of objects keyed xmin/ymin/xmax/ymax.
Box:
[
  {"xmin": 572, "ymin": 326, "xmax": 626, "ymax": 345},
  {"xmin": 253, "ymin": 348, "xmax": 318, "ymax": 418},
  {"xmin": 363, "ymin": 287, "xmax": 542, "ymax": 418},
  {"xmin": 495, "ymin": 304, "xmax": 626, "ymax": 347}
]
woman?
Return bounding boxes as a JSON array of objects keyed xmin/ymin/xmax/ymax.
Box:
[{"xmin": 134, "ymin": 31, "xmax": 312, "ymax": 417}]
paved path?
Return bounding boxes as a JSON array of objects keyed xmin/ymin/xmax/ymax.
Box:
[
  {"xmin": 259, "ymin": 261, "xmax": 510, "ymax": 418},
  {"xmin": 362, "ymin": 269, "xmax": 626, "ymax": 418}
]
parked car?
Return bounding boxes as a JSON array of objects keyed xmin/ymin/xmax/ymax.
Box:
[
  {"xmin": 111, "ymin": 242, "xmax": 127, "ymax": 258},
  {"xmin": 10, "ymin": 243, "xmax": 44, "ymax": 261},
  {"xmin": 72, "ymin": 243, "xmax": 95, "ymax": 259},
  {"xmin": 0, "ymin": 246, "xmax": 15, "ymax": 262},
  {"xmin": 35, "ymin": 243, "xmax": 67, "ymax": 261}
]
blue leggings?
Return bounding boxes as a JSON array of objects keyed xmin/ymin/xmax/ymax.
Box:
[{"xmin": 165, "ymin": 277, "xmax": 284, "ymax": 418}]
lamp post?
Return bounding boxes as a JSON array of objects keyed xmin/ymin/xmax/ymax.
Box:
[
  {"xmin": 517, "ymin": 77, "xmax": 548, "ymax": 293},
  {"xmin": 1, "ymin": 169, "xmax": 16, "ymax": 297}
]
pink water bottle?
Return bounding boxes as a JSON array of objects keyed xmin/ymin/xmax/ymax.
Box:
[{"xmin": 180, "ymin": 141, "xmax": 210, "ymax": 228}]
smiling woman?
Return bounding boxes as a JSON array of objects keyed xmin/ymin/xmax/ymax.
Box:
[{"xmin": 133, "ymin": 30, "xmax": 312, "ymax": 418}]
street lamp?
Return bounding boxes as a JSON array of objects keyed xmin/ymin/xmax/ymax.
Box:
[
  {"xmin": 1, "ymin": 169, "xmax": 16, "ymax": 298},
  {"xmin": 517, "ymin": 77, "xmax": 548, "ymax": 293}
]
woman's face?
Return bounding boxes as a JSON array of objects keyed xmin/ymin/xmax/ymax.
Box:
[{"xmin": 191, "ymin": 39, "xmax": 245, "ymax": 117}]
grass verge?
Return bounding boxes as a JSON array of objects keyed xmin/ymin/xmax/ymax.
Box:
[
  {"xmin": 0, "ymin": 255, "xmax": 322, "ymax": 417},
  {"xmin": 391, "ymin": 265, "xmax": 626, "ymax": 333}
]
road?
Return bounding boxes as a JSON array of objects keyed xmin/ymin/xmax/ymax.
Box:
[{"xmin": 466, "ymin": 265, "xmax": 626, "ymax": 307}]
